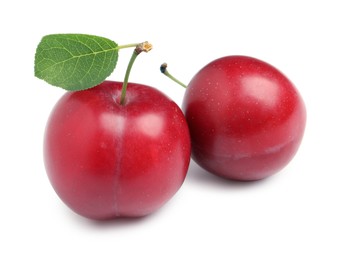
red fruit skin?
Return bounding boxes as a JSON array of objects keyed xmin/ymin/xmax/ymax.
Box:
[
  {"xmin": 182, "ymin": 56, "xmax": 306, "ymax": 181},
  {"xmin": 44, "ymin": 81, "xmax": 191, "ymax": 219}
]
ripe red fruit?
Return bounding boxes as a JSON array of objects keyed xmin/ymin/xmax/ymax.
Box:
[
  {"xmin": 44, "ymin": 81, "xmax": 191, "ymax": 219},
  {"xmin": 182, "ymin": 56, "xmax": 306, "ymax": 181}
]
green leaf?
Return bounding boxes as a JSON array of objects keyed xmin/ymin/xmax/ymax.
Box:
[{"xmin": 34, "ymin": 34, "xmax": 119, "ymax": 91}]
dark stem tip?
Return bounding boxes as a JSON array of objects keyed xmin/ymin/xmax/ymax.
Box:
[{"xmin": 160, "ymin": 63, "xmax": 168, "ymax": 74}]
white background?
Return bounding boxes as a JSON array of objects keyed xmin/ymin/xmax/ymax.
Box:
[{"xmin": 1, "ymin": 0, "xmax": 338, "ymax": 259}]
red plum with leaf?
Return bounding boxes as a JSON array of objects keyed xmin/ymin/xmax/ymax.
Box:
[{"xmin": 35, "ymin": 35, "xmax": 190, "ymax": 219}]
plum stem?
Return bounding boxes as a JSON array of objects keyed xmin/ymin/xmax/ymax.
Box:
[
  {"xmin": 119, "ymin": 42, "xmax": 152, "ymax": 105},
  {"xmin": 160, "ymin": 63, "xmax": 187, "ymax": 88}
]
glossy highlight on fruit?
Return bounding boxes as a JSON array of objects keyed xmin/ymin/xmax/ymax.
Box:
[
  {"xmin": 182, "ymin": 55, "xmax": 306, "ymax": 181},
  {"xmin": 44, "ymin": 81, "xmax": 191, "ymax": 219}
]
